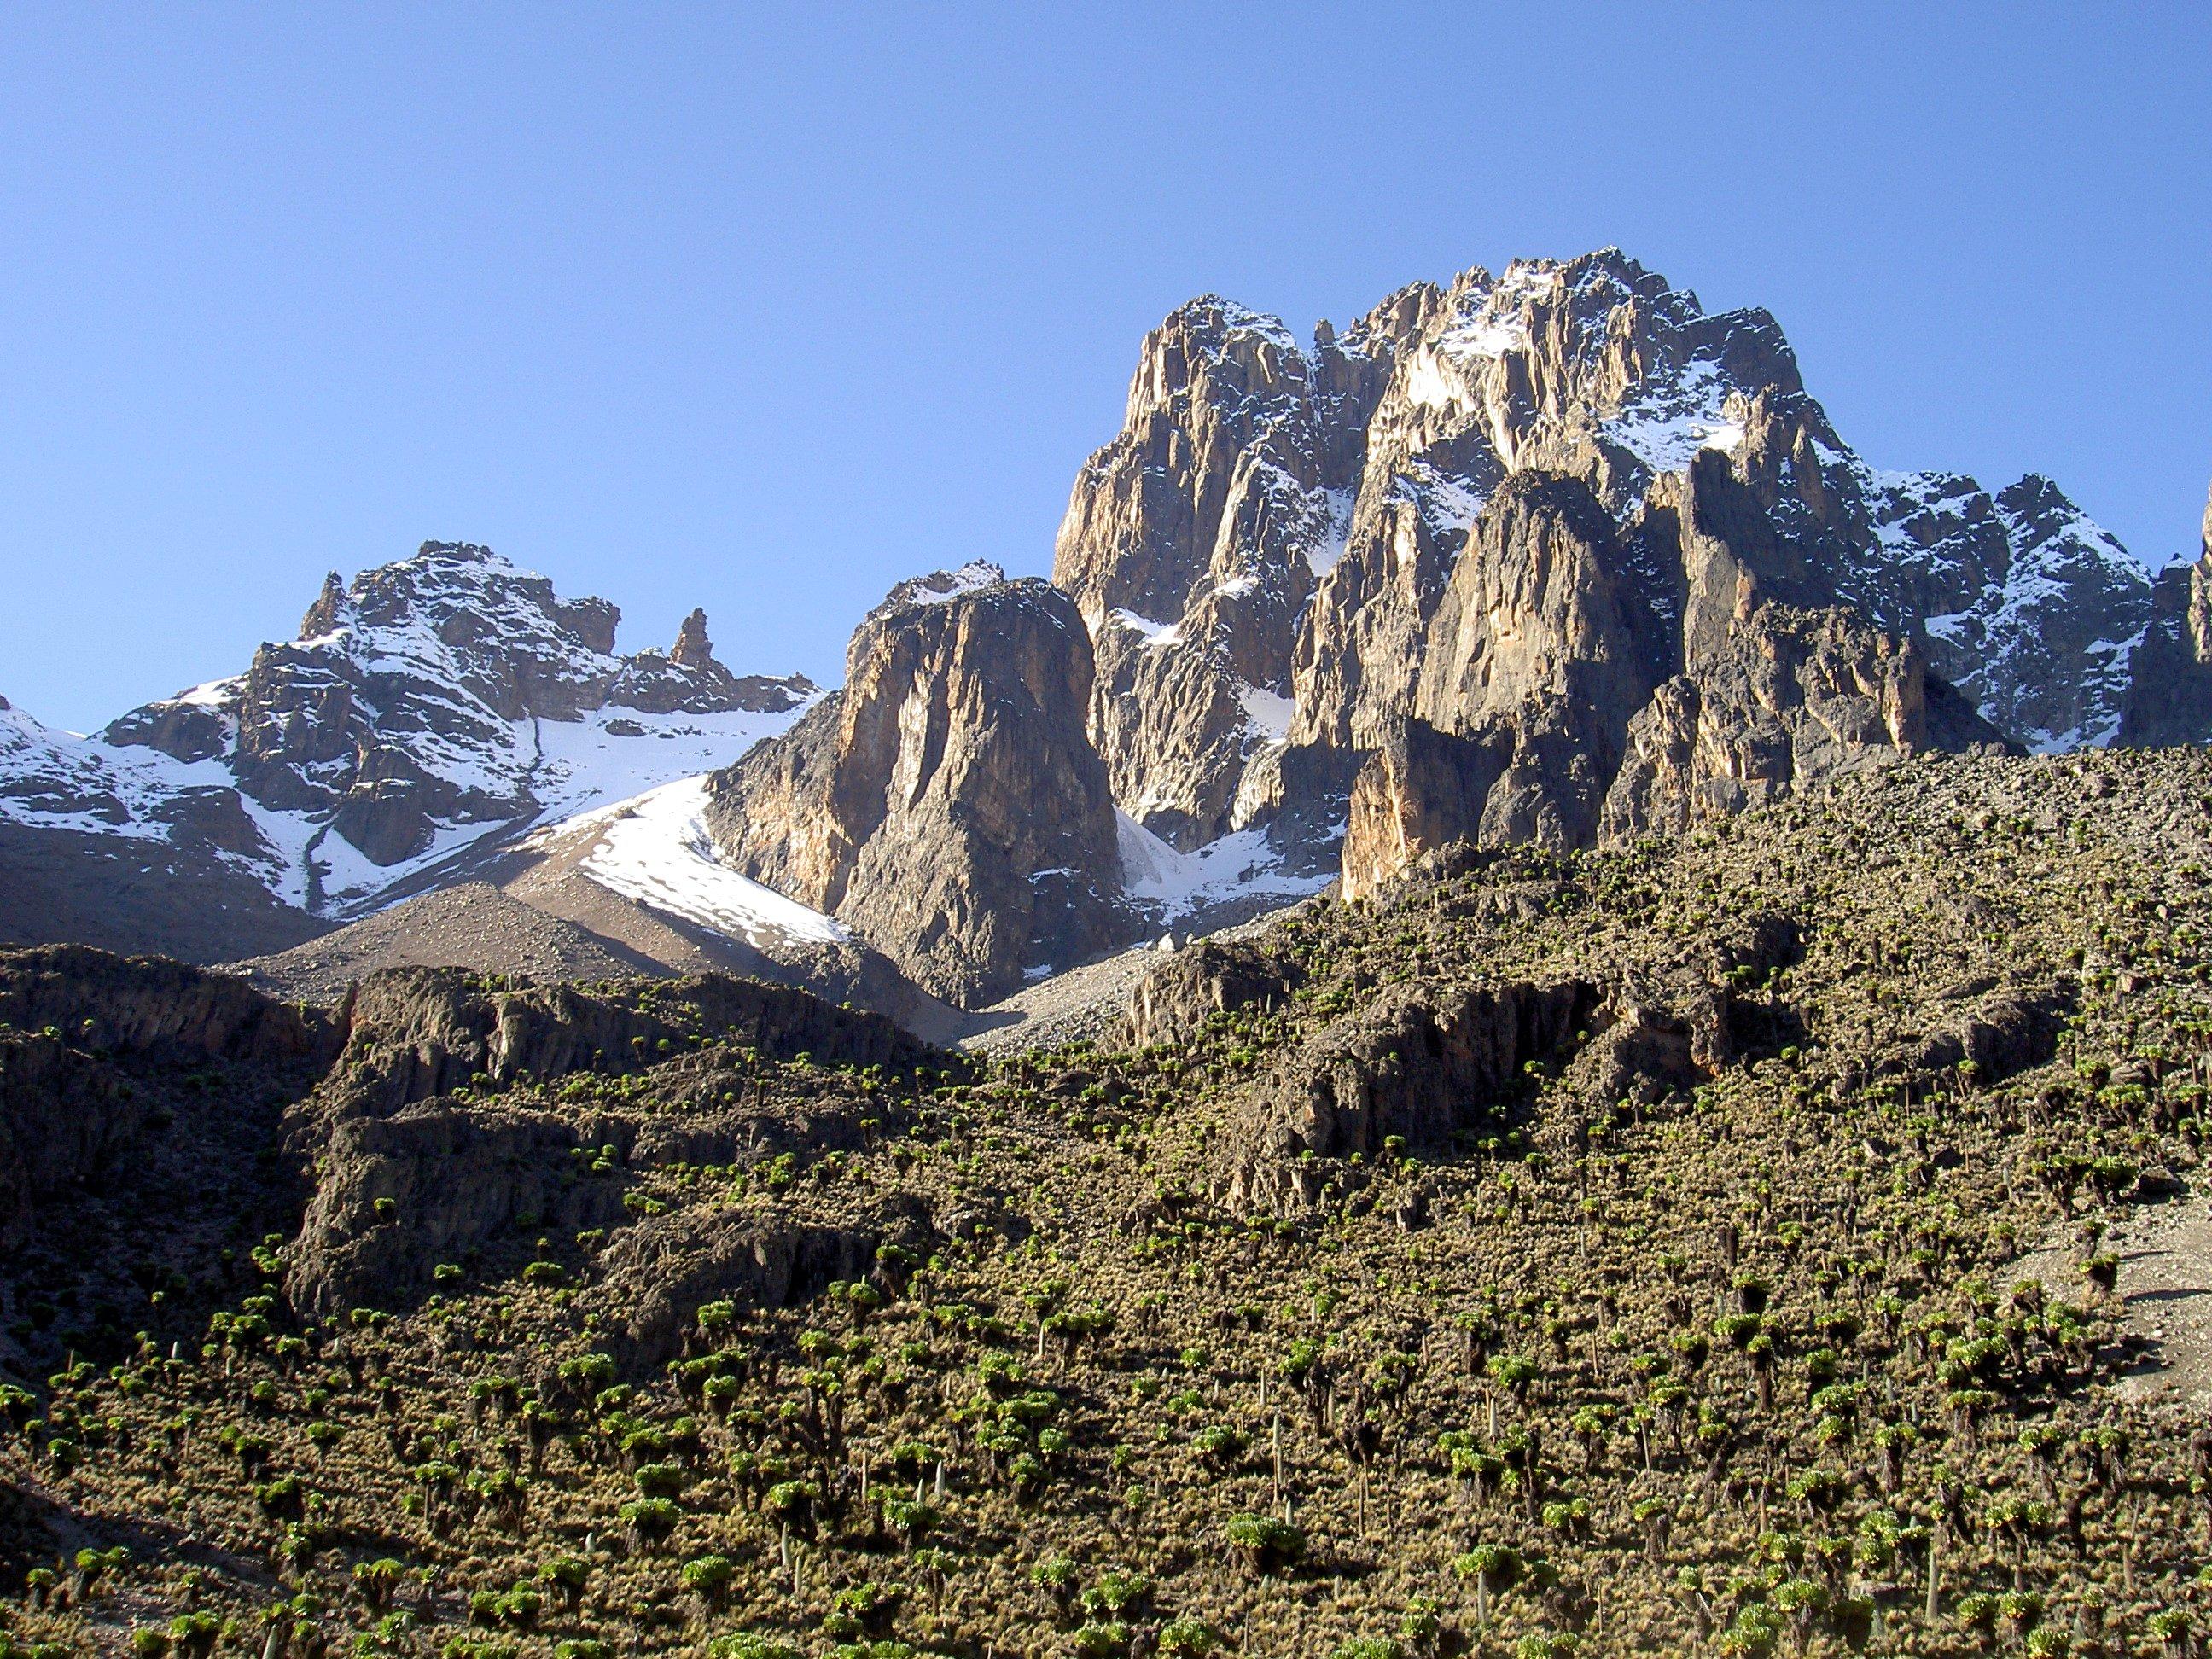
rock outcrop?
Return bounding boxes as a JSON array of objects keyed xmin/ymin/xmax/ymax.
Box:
[
  {"xmin": 1224, "ymin": 976, "xmax": 1597, "ymax": 1212},
  {"xmin": 290, "ymin": 1098, "xmax": 628, "ymax": 1316},
  {"xmin": 599, "ymin": 1194, "xmax": 937, "ymax": 1368},
  {"xmin": 2120, "ymin": 480, "xmax": 2212, "ymax": 746},
  {"xmin": 315, "ymin": 965, "xmax": 928, "ymax": 1119},
  {"xmin": 0, "ymin": 947, "xmax": 325, "ymax": 1262},
  {"xmin": 1126, "ymin": 938, "xmax": 1303, "ymax": 1048},
  {"xmin": 704, "ymin": 565, "xmax": 1128, "ymax": 1006},
  {"xmin": 284, "ymin": 965, "xmax": 938, "ymax": 1314},
  {"xmin": 1057, "ymin": 252, "xmax": 2155, "ymax": 907},
  {"xmin": 0, "ymin": 944, "xmax": 332, "ymax": 1064},
  {"xmin": 613, "ymin": 609, "xmax": 817, "ymax": 717}
]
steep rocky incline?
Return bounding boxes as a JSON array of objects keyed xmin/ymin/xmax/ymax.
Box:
[{"xmin": 703, "ymin": 564, "xmax": 1130, "ymax": 1007}]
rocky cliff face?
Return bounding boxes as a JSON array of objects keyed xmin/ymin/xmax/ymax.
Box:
[
  {"xmin": 704, "ymin": 564, "xmax": 1127, "ymax": 1007},
  {"xmin": 2120, "ymin": 479, "xmax": 2212, "ymax": 746},
  {"xmin": 1062, "ymin": 252, "xmax": 2131, "ymax": 902}
]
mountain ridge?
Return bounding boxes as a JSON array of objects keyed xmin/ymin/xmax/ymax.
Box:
[{"xmin": 0, "ymin": 250, "xmax": 2200, "ymax": 1026}]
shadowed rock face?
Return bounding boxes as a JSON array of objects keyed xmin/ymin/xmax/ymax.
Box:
[
  {"xmin": 282, "ymin": 964, "xmax": 940, "ymax": 1316},
  {"xmin": 704, "ymin": 567, "xmax": 1129, "ymax": 1007},
  {"xmin": 0, "ymin": 947, "xmax": 332, "ymax": 1263},
  {"xmin": 1224, "ymin": 976, "xmax": 1598, "ymax": 1213},
  {"xmin": 599, "ymin": 1195, "xmax": 938, "ymax": 1368},
  {"xmin": 2121, "ymin": 479, "xmax": 2212, "ymax": 746},
  {"xmin": 1126, "ymin": 938, "xmax": 1304, "ymax": 1048},
  {"xmin": 0, "ymin": 944, "xmax": 332, "ymax": 1064},
  {"xmin": 315, "ymin": 964, "xmax": 928, "ymax": 1119}
]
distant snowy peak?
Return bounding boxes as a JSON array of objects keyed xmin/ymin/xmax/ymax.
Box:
[
  {"xmin": 4, "ymin": 538, "xmax": 817, "ymax": 921},
  {"xmin": 1868, "ymin": 468, "xmax": 2151, "ymax": 750}
]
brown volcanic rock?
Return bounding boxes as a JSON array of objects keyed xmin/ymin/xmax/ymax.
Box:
[
  {"xmin": 1340, "ymin": 720, "xmax": 1503, "ymax": 904},
  {"xmin": 1054, "ymin": 300, "xmax": 1369, "ymax": 849},
  {"xmin": 705, "ymin": 566, "xmax": 1127, "ymax": 1007},
  {"xmin": 1059, "ymin": 251, "xmax": 2154, "ymax": 914},
  {"xmin": 1412, "ymin": 471, "xmax": 1674, "ymax": 845},
  {"xmin": 0, "ymin": 944, "xmax": 330, "ymax": 1063},
  {"xmin": 1599, "ymin": 604, "xmax": 1934, "ymax": 839},
  {"xmin": 1336, "ymin": 445, "xmax": 2008, "ymax": 890},
  {"xmin": 1222, "ymin": 975, "xmax": 1596, "ymax": 1213}
]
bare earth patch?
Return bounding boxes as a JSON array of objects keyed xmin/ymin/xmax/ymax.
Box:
[{"xmin": 2013, "ymin": 1183, "xmax": 2212, "ymax": 1406}]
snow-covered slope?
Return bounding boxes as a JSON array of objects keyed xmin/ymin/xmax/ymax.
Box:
[
  {"xmin": 1869, "ymin": 471, "xmax": 2151, "ymax": 750},
  {"xmin": 1115, "ymin": 810, "xmax": 1331, "ymax": 923},
  {"xmin": 533, "ymin": 775, "xmax": 853, "ymax": 951},
  {"xmin": 0, "ymin": 542, "xmax": 817, "ymax": 929}
]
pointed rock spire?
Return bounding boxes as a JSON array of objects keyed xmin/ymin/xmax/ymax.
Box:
[
  {"xmin": 670, "ymin": 607, "xmax": 716, "ymax": 668},
  {"xmin": 300, "ymin": 572, "xmax": 347, "ymax": 640}
]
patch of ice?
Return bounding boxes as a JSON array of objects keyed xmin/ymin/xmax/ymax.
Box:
[
  {"xmin": 1307, "ymin": 488, "xmax": 1356, "ymax": 578},
  {"xmin": 1438, "ymin": 317, "xmax": 1528, "ymax": 359},
  {"xmin": 1109, "ymin": 609, "xmax": 1183, "ymax": 649},
  {"xmin": 885, "ymin": 561, "xmax": 1005, "ymax": 608},
  {"xmin": 1237, "ymin": 684, "xmax": 1295, "ymax": 743},
  {"xmin": 1604, "ymin": 410, "xmax": 1744, "ymax": 473},
  {"xmin": 1115, "ymin": 812, "xmax": 1333, "ymax": 923},
  {"xmin": 527, "ymin": 700, "xmax": 818, "ymax": 828},
  {"xmin": 573, "ymin": 775, "xmax": 853, "ymax": 947},
  {"xmin": 172, "ymin": 676, "xmax": 243, "ymax": 709},
  {"xmin": 1404, "ymin": 349, "xmax": 1469, "ymax": 413},
  {"xmin": 1400, "ymin": 463, "xmax": 1486, "ymax": 533}
]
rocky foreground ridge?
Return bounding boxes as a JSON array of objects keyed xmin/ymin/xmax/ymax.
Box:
[
  {"xmin": 3, "ymin": 748, "xmax": 2210, "ymax": 1656},
  {"xmin": 0, "ymin": 252, "xmax": 2204, "ymax": 1016}
]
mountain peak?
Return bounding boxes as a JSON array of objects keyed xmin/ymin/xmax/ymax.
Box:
[
  {"xmin": 299, "ymin": 571, "xmax": 347, "ymax": 640},
  {"xmin": 669, "ymin": 607, "xmax": 717, "ymax": 667},
  {"xmin": 877, "ymin": 560, "xmax": 1010, "ymax": 614}
]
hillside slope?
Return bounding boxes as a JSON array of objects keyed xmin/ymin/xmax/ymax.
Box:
[{"xmin": 1, "ymin": 748, "xmax": 2207, "ymax": 1656}]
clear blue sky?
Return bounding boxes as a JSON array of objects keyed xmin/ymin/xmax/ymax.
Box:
[{"xmin": 3, "ymin": 3, "xmax": 2207, "ymax": 732}]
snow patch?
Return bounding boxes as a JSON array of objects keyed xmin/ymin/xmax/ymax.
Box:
[
  {"xmin": 1307, "ymin": 488, "xmax": 1356, "ymax": 578},
  {"xmin": 571, "ymin": 776, "xmax": 853, "ymax": 948},
  {"xmin": 886, "ymin": 560, "xmax": 1005, "ymax": 608},
  {"xmin": 1109, "ymin": 609, "xmax": 1183, "ymax": 649},
  {"xmin": 1116, "ymin": 812, "xmax": 1333, "ymax": 923},
  {"xmin": 1236, "ymin": 684, "xmax": 1295, "ymax": 743}
]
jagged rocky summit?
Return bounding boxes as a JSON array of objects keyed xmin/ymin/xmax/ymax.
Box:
[
  {"xmin": 0, "ymin": 251, "xmax": 2202, "ymax": 1018},
  {"xmin": 1, "ymin": 541, "xmax": 814, "ymax": 936},
  {"xmin": 2119, "ymin": 480, "xmax": 2212, "ymax": 746},
  {"xmin": 701, "ymin": 562, "xmax": 1124, "ymax": 1008},
  {"xmin": 1048, "ymin": 250, "xmax": 2163, "ymax": 900}
]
